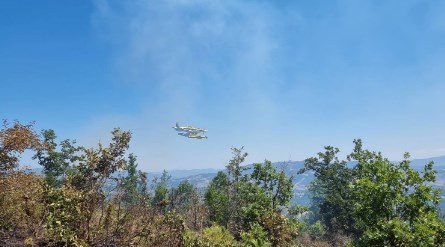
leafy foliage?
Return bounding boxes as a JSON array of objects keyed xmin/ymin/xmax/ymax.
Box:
[
  {"xmin": 240, "ymin": 222, "xmax": 271, "ymax": 247},
  {"xmin": 152, "ymin": 170, "xmax": 171, "ymax": 213},
  {"xmin": 298, "ymin": 146, "xmax": 357, "ymax": 237},
  {"xmin": 299, "ymin": 139, "xmax": 445, "ymax": 246},
  {"xmin": 1, "ymin": 121, "xmax": 444, "ymax": 247},
  {"xmin": 348, "ymin": 140, "xmax": 445, "ymax": 246},
  {"xmin": 44, "ymin": 184, "xmax": 86, "ymax": 246},
  {"xmin": 34, "ymin": 129, "xmax": 82, "ymax": 187},
  {"xmin": 205, "ymin": 149, "xmax": 296, "ymax": 245},
  {"xmin": 0, "ymin": 120, "xmax": 44, "ymax": 172},
  {"xmin": 205, "ymin": 171, "xmax": 230, "ymax": 225},
  {"xmin": 122, "ymin": 153, "xmax": 139, "ymax": 205},
  {"xmin": 184, "ymin": 225, "xmax": 239, "ymax": 247}
]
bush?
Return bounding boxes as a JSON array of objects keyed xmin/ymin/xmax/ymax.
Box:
[
  {"xmin": 184, "ymin": 225, "xmax": 239, "ymax": 247},
  {"xmin": 44, "ymin": 185, "xmax": 86, "ymax": 246},
  {"xmin": 240, "ymin": 223, "xmax": 271, "ymax": 247},
  {"xmin": 0, "ymin": 172, "xmax": 46, "ymax": 244}
]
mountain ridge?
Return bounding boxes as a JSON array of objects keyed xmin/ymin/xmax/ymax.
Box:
[{"xmin": 26, "ymin": 156, "xmax": 445, "ymax": 208}]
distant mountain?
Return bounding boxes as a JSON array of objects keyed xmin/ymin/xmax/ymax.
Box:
[
  {"xmin": 149, "ymin": 168, "xmax": 220, "ymax": 178},
  {"xmin": 169, "ymin": 156, "xmax": 445, "ymax": 207},
  {"xmin": 26, "ymin": 167, "xmax": 43, "ymax": 174},
  {"xmin": 409, "ymin": 156, "xmax": 445, "ymax": 169},
  {"xmin": 23, "ymin": 156, "xmax": 445, "ymax": 209}
]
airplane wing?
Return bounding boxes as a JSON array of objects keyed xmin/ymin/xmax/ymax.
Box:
[
  {"xmin": 174, "ymin": 122, "xmax": 208, "ymax": 138},
  {"xmin": 188, "ymin": 135, "xmax": 207, "ymax": 139},
  {"xmin": 183, "ymin": 129, "xmax": 204, "ymax": 134}
]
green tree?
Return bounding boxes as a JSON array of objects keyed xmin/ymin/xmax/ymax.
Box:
[
  {"xmin": 137, "ymin": 170, "xmax": 150, "ymax": 203},
  {"xmin": 34, "ymin": 129, "xmax": 81, "ymax": 187},
  {"xmin": 152, "ymin": 170, "xmax": 171, "ymax": 212},
  {"xmin": 348, "ymin": 139, "xmax": 445, "ymax": 246},
  {"xmin": 205, "ymin": 149, "xmax": 296, "ymax": 245},
  {"xmin": 226, "ymin": 147, "xmax": 249, "ymax": 235},
  {"xmin": 241, "ymin": 222, "xmax": 271, "ymax": 247},
  {"xmin": 250, "ymin": 161, "xmax": 293, "ymax": 211},
  {"xmin": 242, "ymin": 161, "xmax": 294, "ymax": 246},
  {"xmin": 170, "ymin": 180, "xmax": 194, "ymax": 213},
  {"xmin": 301, "ymin": 139, "xmax": 445, "ymax": 246},
  {"xmin": 122, "ymin": 153, "xmax": 139, "ymax": 204},
  {"xmin": 298, "ymin": 146, "xmax": 357, "ymax": 237},
  {"xmin": 242, "ymin": 161, "xmax": 293, "ymax": 228},
  {"xmin": 205, "ymin": 171, "xmax": 230, "ymax": 225}
]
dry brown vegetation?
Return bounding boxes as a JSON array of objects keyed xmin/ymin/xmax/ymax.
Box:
[{"xmin": 1, "ymin": 120, "xmax": 444, "ymax": 247}]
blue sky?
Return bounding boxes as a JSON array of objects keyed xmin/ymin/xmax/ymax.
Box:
[{"xmin": 1, "ymin": 0, "xmax": 445, "ymax": 171}]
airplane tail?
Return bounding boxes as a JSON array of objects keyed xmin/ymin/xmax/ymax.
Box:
[{"xmin": 176, "ymin": 122, "xmax": 179, "ymax": 128}]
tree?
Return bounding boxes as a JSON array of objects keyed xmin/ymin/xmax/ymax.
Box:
[
  {"xmin": 204, "ymin": 147, "xmax": 249, "ymax": 235},
  {"xmin": 298, "ymin": 146, "xmax": 357, "ymax": 237},
  {"xmin": 152, "ymin": 170, "xmax": 171, "ymax": 212},
  {"xmin": 137, "ymin": 170, "xmax": 150, "ymax": 203},
  {"xmin": 33, "ymin": 129, "xmax": 81, "ymax": 187},
  {"xmin": 300, "ymin": 139, "xmax": 445, "ymax": 246},
  {"xmin": 250, "ymin": 160, "xmax": 293, "ymax": 212},
  {"xmin": 226, "ymin": 147, "xmax": 249, "ymax": 235},
  {"xmin": 169, "ymin": 180, "xmax": 194, "ymax": 213},
  {"xmin": 242, "ymin": 161, "xmax": 293, "ymax": 227},
  {"xmin": 0, "ymin": 120, "xmax": 44, "ymax": 172},
  {"xmin": 242, "ymin": 161, "xmax": 294, "ymax": 246},
  {"xmin": 205, "ymin": 149, "xmax": 296, "ymax": 245},
  {"xmin": 205, "ymin": 171, "xmax": 230, "ymax": 225},
  {"xmin": 122, "ymin": 153, "xmax": 139, "ymax": 205},
  {"xmin": 63, "ymin": 128, "xmax": 132, "ymax": 243},
  {"xmin": 69, "ymin": 128, "xmax": 131, "ymax": 191},
  {"xmin": 348, "ymin": 139, "xmax": 445, "ymax": 246}
]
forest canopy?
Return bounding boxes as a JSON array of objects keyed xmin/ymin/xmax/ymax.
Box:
[{"xmin": 0, "ymin": 120, "xmax": 444, "ymax": 247}]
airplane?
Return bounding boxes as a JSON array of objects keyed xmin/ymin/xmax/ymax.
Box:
[
  {"xmin": 172, "ymin": 122, "xmax": 207, "ymax": 133},
  {"xmin": 177, "ymin": 132, "xmax": 190, "ymax": 137},
  {"xmin": 187, "ymin": 133, "xmax": 208, "ymax": 139},
  {"xmin": 177, "ymin": 132, "xmax": 208, "ymax": 139},
  {"xmin": 174, "ymin": 123, "xmax": 208, "ymax": 139}
]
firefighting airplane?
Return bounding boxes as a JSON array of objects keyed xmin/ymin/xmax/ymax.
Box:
[{"xmin": 173, "ymin": 123, "xmax": 208, "ymax": 139}]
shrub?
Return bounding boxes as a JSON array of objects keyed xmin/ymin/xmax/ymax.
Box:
[
  {"xmin": 0, "ymin": 172, "xmax": 46, "ymax": 244},
  {"xmin": 184, "ymin": 225, "xmax": 239, "ymax": 247},
  {"xmin": 241, "ymin": 223, "xmax": 271, "ymax": 247}
]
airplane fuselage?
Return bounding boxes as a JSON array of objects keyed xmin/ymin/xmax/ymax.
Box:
[{"xmin": 173, "ymin": 122, "xmax": 208, "ymax": 139}]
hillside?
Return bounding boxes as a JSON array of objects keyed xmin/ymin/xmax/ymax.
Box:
[
  {"xmin": 28, "ymin": 156, "xmax": 445, "ymax": 208},
  {"xmin": 165, "ymin": 156, "xmax": 445, "ymax": 207}
]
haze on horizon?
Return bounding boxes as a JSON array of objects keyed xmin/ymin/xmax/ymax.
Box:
[{"xmin": 1, "ymin": 1, "xmax": 445, "ymax": 171}]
